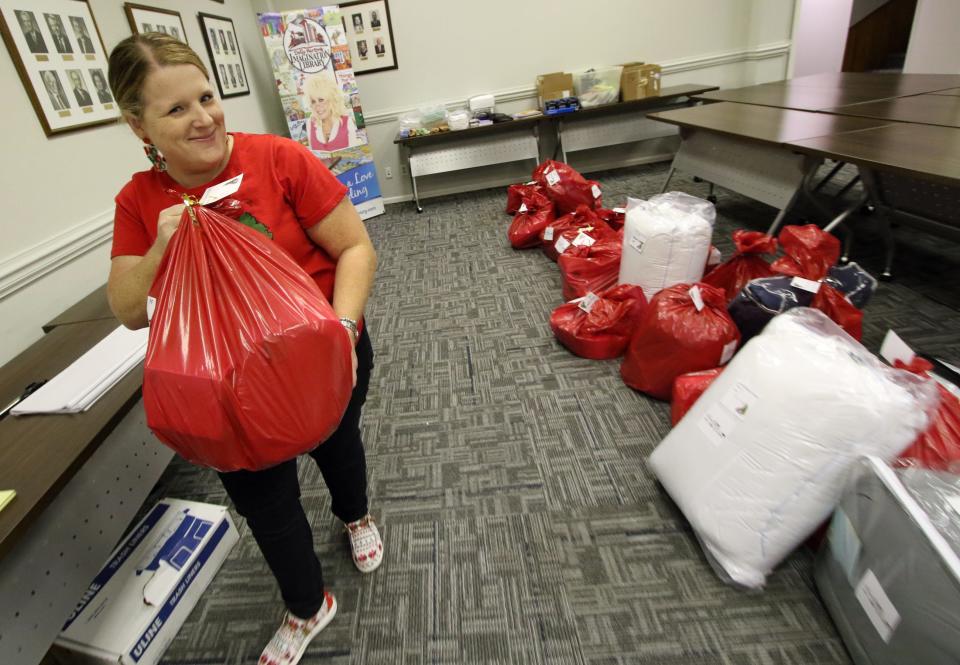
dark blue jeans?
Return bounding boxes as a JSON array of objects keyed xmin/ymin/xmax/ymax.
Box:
[{"xmin": 218, "ymin": 327, "xmax": 374, "ymax": 618}]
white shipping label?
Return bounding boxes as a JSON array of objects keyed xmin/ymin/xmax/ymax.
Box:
[
  {"xmin": 146, "ymin": 296, "xmax": 156, "ymax": 323},
  {"xmin": 543, "ymin": 226, "xmax": 555, "ymax": 241},
  {"xmin": 199, "ymin": 173, "xmax": 243, "ymax": 205},
  {"xmin": 719, "ymin": 339, "xmax": 737, "ymax": 365},
  {"xmin": 545, "ymin": 169, "xmax": 561, "ymax": 186},
  {"xmin": 628, "ymin": 233, "xmax": 646, "ymax": 254},
  {"xmin": 612, "ymin": 207, "xmax": 626, "ymax": 214},
  {"xmin": 790, "ymin": 276, "xmax": 821, "ymax": 293},
  {"xmin": 554, "ymin": 236, "xmax": 571, "ymax": 255},
  {"xmin": 591, "ymin": 184, "xmax": 601, "ymax": 199},
  {"xmin": 855, "ymin": 570, "xmax": 901, "ymax": 643},
  {"xmin": 518, "ymin": 203, "xmax": 528, "ymax": 213},
  {"xmin": 879, "ymin": 329, "xmax": 916, "ymax": 367},
  {"xmin": 689, "ymin": 285, "xmax": 705, "ymax": 311},
  {"xmin": 578, "ymin": 292, "xmax": 600, "ymax": 313},
  {"xmin": 698, "ymin": 381, "xmax": 759, "ymax": 447},
  {"xmin": 572, "ymin": 231, "xmax": 596, "ymax": 247}
]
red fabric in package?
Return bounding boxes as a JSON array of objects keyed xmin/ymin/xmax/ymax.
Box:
[
  {"xmin": 702, "ymin": 230, "xmax": 777, "ymax": 301},
  {"xmin": 550, "ymin": 284, "xmax": 647, "ymax": 360},
  {"xmin": 540, "ymin": 205, "xmax": 615, "ymax": 262},
  {"xmin": 670, "ymin": 368, "xmax": 723, "ymax": 425},
  {"xmin": 533, "ymin": 160, "xmax": 601, "ymax": 214},
  {"xmin": 770, "ymin": 224, "xmax": 862, "ymax": 339},
  {"xmin": 143, "ymin": 203, "xmax": 354, "ymax": 472},
  {"xmin": 506, "ymin": 182, "xmax": 545, "ymax": 215},
  {"xmin": 620, "ymin": 283, "xmax": 740, "ymax": 400},
  {"xmin": 896, "ymin": 357, "xmax": 960, "ymax": 472},
  {"xmin": 558, "ymin": 234, "xmax": 622, "ymax": 301},
  {"xmin": 508, "ymin": 190, "xmax": 555, "ymax": 249}
]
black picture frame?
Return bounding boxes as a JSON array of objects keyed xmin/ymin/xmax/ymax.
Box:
[
  {"xmin": 339, "ymin": 0, "xmax": 397, "ymax": 75},
  {"xmin": 197, "ymin": 11, "xmax": 249, "ymax": 98},
  {"xmin": 123, "ymin": 3, "xmax": 188, "ymax": 43}
]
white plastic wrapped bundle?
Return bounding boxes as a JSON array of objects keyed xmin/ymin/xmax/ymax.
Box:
[
  {"xmin": 648, "ymin": 191, "xmax": 717, "ymax": 227},
  {"xmin": 649, "ymin": 308, "xmax": 937, "ymax": 589},
  {"xmin": 618, "ymin": 194, "xmax": 713, "ymax": 300}
]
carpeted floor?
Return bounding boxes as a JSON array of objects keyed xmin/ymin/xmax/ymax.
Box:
[{"xmin": 147, "ymin": 160, "xmax": 960, "ymax": 665}]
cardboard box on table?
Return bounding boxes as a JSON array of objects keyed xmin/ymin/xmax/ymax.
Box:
[
  {"xmin": 536, "ymin": 72, "xmax": 574, "ymax": 109},
  {"xmin": 54, "ymin": 499, "xmax": 239, "ymax": 665},
  {"xmin": 621, "ymin": 63, "xmax": 661, "ymax": 100}
]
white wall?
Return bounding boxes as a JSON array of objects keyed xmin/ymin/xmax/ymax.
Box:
[
  {"xmin": 0, "ymin": 0, "xmax": 795, "ymax": 366},
  {"xmin": 904, "ymin": 0, "xmax": 960, "ymax": 74},
  {"xmin": 788, "ymin": 0, "xmax": 853, "ymax": 78}
]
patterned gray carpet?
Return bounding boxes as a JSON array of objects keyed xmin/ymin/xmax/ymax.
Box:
[{"xmin": 147, "ymin": 160, "xmax": 960, "ymax": 665}]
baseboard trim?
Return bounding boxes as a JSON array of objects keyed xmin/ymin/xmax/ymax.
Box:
[{"xmin": 0, "ymin": 211, "xmax": 112, "ymax": 300}]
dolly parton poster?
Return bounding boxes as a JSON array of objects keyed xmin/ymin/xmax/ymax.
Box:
[{"xmin": 258, "ymin": 7, "xmax": 384, "ymax": 219}]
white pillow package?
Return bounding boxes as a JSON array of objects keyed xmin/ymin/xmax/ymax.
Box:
[
  {"xmin": 618, "ymin": 194, "xmax": 713, "ymax": 300},
  {"xmin": 648, "ymin": 308, "xmax": 937, "ymax": 589}
]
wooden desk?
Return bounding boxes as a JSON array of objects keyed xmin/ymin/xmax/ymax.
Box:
[
  {"xmin": 931, "ymin": 88, "xmax": 960, "ymax": 97},
  {"xmin": 823, "ymin": 93, "xmax": 960, "ymax": 129},
  {"xmin": 42, "ymin": 283, "xmax": 113, "ymax": 332}
]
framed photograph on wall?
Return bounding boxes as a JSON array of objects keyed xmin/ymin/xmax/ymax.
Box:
[
  {"xmin": 340, "ymin": 0, "xmax": 397, "ymax": 75},
  {"xmin": 124, "ymin": 3, "xmax": 187, "ymax": 43},
  {"xmin": 0, "ymin": 0, "xmax": 118, "ymax": 136},
  {"xmin": 198, "ymin": 12, "xmax": 249, "ymax": 98}
]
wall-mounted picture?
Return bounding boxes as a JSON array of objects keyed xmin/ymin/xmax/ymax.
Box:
[
  {"xmin": 124, "ymin": 3, "xmax": 187, "ymax": 43},
  {"xmin": 340, "ymin": 0, "xmax": 396, "ymax": 74},
  {"xmin": 0, "ymin": 0, "xmax": 118, "ymax": 136},
  {"xmin": 198, "ymin": 12, "xmax": 249, "ymax": 98}
]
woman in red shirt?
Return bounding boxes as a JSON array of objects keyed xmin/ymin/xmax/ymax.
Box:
[{"xmin": 106, "ymin": 34, "xmax": 380, "ymax": 665}]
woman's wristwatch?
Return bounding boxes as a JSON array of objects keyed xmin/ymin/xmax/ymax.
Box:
[{"xmin": 339, "ymin": 316, "xmax": 359, "ymax": 340}]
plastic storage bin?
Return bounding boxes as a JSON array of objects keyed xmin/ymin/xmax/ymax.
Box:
[{"xmin": 572, "ymin": 66, "xmax": 623, "ymax": 108}]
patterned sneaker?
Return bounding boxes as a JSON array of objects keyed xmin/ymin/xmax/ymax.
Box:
[
  {"xmin": 345, "ymin": 514, "xmax": 384, "ymax": 573},
  {"xmin": 258, "ymin": 591, "xmax": 337, "ymax": 665}
]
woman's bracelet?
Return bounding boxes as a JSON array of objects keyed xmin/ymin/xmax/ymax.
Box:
[{"xmin": 339, "ymin": 316, "xmax": 359, "ymax": 339}]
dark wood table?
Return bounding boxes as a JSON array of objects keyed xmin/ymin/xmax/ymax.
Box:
[
  {"xmin": 42, "ymin": 283, "xmax": 113, "ymax": 333},
  {"xmin": 930, "ymin": 88, "xmax": 960, "ymax": 97},
  {"xmin": 823, "ymin": 93, "xmax": 960, "ymax": 129}
]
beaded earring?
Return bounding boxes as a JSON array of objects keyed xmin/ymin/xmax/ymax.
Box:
[{"xmin": 142, "ymin": 140, "xmax": 167, "ymax": 172}]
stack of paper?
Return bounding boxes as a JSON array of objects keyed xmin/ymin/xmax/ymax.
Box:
[{"xmin": 12, "ymin": 326, "xmax": 149, "ymax": 415}]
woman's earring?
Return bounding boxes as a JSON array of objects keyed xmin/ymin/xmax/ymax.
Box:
[{"xmin": 143, "ymin": 141, "xmax": 167, "ymax": 172}]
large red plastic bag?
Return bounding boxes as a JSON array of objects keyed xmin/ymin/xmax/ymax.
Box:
[
  {"xmin": 810, "ymin": 284, "xmax": 863, "ymax": 340},
  {"xmin": 558, "ymin": 233, "xmax": 622, "ymax": 301},
  {"xmin": 596, "ymin": 207, "xmax": 625, "ymax": 230},
  {"xmin": 702, "ymin": 230, "xmax": 777, "ymax": 301},
  {"xmin": 550, "ymin": 285, "xmax": 647, "ymax": 359},
  {"xmin": 896, "ymin": 357, "xmax": 960, "ymax": 472},
  {"xmin": 620, "ymin": 283, "xmax": 740, "ymax": 400},
  {"xmin": 618, "ymin": 195, "xmax": 713, "ymax": 300},
  {"xmin": 533, "ymin": 160, "xmax": 601, "ymax": 214},
  {"xmin": 671, "ymin": 367, "xmax": 723, "ymax": 426},
  {"xmin": 540, "ymin": 205, "xmax": 614, "ymax": 262},
  {"xmin": 507, "ymin": 190, "xmax": 555, "ymax": 249},
  {"xmin": 648, "ymin": 308, "xmax": 937, "ymax": 589},
  {"xmin": 144, "ymin": 203, "xmax": 353, "ymax": 472},
  {"xmin": 505, "ymin": 181, "xmax": 545, "ymax": 215}
]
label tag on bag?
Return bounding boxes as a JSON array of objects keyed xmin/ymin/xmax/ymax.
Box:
[
  {"xmin": 545, "ymin": 169, "xmax": 560, "ymax": 186},
  {"xmin": 699, "ymin": 381, "xmax": 759, "ymax": 447},
  {"xmin": 555, "ymin": 236, "xmax": 571, "ymax": 254},
  {"xmin": 578, "ymin": 291, "xmax": 600, "ymax": 313},
  {"xmin": 612, "ymin": 207, "xmax": 626, "ymax": 214},
  {"xmin": 543, "ymin": 226, "xmax": 555, "ymax": 241},
  {"xmin": 591, "ymin": 184, "xmax": 601, "ymax": 199},
  {"xmin": 572, "ymin": 231, "xmax": 595, "ymax": 247},
  {"xmin": 689, "ymin": 285, "xmax": 705, "ymax": 311},
  {"xmin": 719, "ymin": 339, "xmax": 737, "ymax": 365},
  {"xmin": 146, "ymin": 296, "xmax": 156, "ymax": 323},
  {"xmin": 518, "ymin": 203, "xmax": 528, "ymax": 213},
  {"xmin": 199, "ymin": 174, "xmax": 243, "ymax": 205},
  {"xmin": 791, "ymin": 276, "xmax": 821, "ymax": 293},
  {"xmin": 855, "ymin": 570, "xmax": 901, "ymax": 642},
  {"xmin": 628, "ymin": 233, "xmax": 645, "ymax": 253},
  {"xmin": 879, "ymin": 330, "xmax": 915, "ymax": 366}
]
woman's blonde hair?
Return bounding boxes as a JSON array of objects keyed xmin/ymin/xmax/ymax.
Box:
[
  {"xmin": 304, "ymin": 74, "xmax": 349, "ymax": 119},
  {"xmin": 108, "ymin": 33, "xmax": 209, "ymax": 118}
]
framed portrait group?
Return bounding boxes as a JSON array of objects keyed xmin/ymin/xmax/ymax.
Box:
[
  {"xmin": 341, "ymin": 0, "xmax": 397, "ymax": 75},
  {"xmin": 0, "ymin": 0, "xmax": 251, "ymax": 136}
]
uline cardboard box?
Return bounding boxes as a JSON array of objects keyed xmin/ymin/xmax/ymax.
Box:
[
  {"xmin": 536, "ymin": 72, "xmax": 574, "ymax": 108},
  {"xmin": 54, "ymin": 499, "xmax": 239, "ymax": 665},
  {"xmin": 621, "ymin": 63, "xmax": 661, "ymax": 100}
]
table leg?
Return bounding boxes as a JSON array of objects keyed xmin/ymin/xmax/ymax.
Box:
[
  {"xmin": 557, "ymin": 120, "xmax": 567, "ymax": 164},
  {"xmin": 660, "ymin": 166, "xmax": 676, "ymax": 194},
  {"xmin": 407, "ymin": 146, "xmax": 423, "ymax": 213}
]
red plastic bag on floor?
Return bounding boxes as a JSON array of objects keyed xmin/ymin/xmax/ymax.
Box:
[
  {"xmin": 144, "ymin": 201, "xmax": 354, "ymax": 472},
  {"xmin": 550, "ymin": 284, "xmax": 647, "ymax": 359},
  {"xmin": 811, "ymin": 284, "xmax": 863, "ymax": 340},
  {"xmin": 506, "ymin": 181, "xmax": 545, "ymax": 215},
  {"xmin": 533, "ymin": 160, "xmax": 602, "ymax": 214},
  {"xmin": 596, "ymin": 207, "xmax": 625, "ymax": 230},
  {"xmin": 621, "ymin": 283, "xmax": 740, "ymax": 400},
  {"xmin": 508, "ymin": 190, "xmax": 555, "ymax": 249},
  {"xmin": 670, "ymin": 367, "xmax": 724, "ymax": 425},
  {"xmin": 558, "ymin": 233, "xmax": 622, "ymax": 301},
  {"xmin": 896, "ymin": 358, "xmax": 960, "ymax": 471},
  {"xmin": 702, "ymin": 230, "xmax": 777, "ymax": 301},
  {"xmin": 540, "ymin": 205, "xmax": 615, "ymax": 262}
]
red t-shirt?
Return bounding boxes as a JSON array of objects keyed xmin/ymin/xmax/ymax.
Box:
[{"xmin": 112, "ymin": 132, "xmax": 348, "ymax": 300}]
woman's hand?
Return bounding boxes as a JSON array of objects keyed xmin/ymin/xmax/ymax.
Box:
[{"xmin": 155, "ymin": 204, "xmax": 186, "ymax": 249}]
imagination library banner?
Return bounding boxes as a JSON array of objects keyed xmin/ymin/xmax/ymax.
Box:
[{"xmin": 258, "ymin": 7, "xmax": 384, "ymax": 219}]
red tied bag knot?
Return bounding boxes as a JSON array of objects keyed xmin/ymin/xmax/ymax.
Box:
[
  {"xmin": 143, "ymin": 201, "xmax": 354, "ymax": 472},
  {"xmin": 532, "ymin": 160, "xmax": 602, "ymax": 215},
  {"xmin": 507, "ymin": 190, "xmax": 555, "ymax": 249},
  {"xmin": 540, "ymin": 205, "xmax": 615, "ymax": 262},
  {"xmin": 893, "ymin": 356, "xmax": 935, "ymax": 375},
  {"xmin": 702, "ymin": 230, "xmax": 778, "ymax": 301},
  {"xmin": 894, "ymin": 357, "xmax": 960, "ymax": 472},
  {"xmin": 595, "ymin": 207, "xmax": 625, "ymax": 230},
  {"xmin": 505, "ymin": 182, "xmax": 546, "ymax": 215},
  {"xmin": 620, "ymin": 282, "xmax": 740, "ymax": 400},
  {"xmin": 550, "ymin": 284, "xmax": 647, "ymax": 360},
  {"xmin": 558, "ymin": 233, "xmax": 622, "ymax": 301}
]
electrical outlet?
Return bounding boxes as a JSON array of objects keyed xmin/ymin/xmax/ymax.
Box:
[{"xmin": 384, "ymin": 166, "xmax": 393, "ymax": 178}]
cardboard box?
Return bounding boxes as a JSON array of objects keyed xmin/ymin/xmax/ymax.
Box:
[
  {"xmin": 621, "ymin": 63, "xmax": 662, "ymax": 101},
  {"xmin": 54, "ymin": 499, "xmax": 239, "ymax": 665},
  {"xmin": 536, "ymin": 72, "xmax": 574, "ymax": 109}
]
